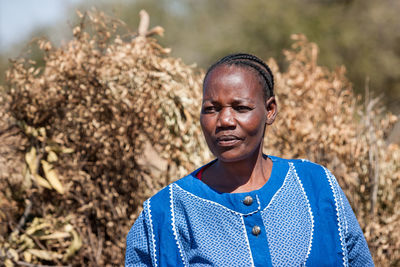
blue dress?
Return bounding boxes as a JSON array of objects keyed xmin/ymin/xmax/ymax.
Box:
[{"xmin": 125, "ymin": 156, "xmax": 374, "ymax": 266}]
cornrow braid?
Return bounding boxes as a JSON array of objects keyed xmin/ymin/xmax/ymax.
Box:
[
  {"xmin": 204, "ymin": 53, "xmax": 274, "ymax": 100},
  {"xmin": 219, "ymin": 53, "xmax": 274, "ymax": 90}
]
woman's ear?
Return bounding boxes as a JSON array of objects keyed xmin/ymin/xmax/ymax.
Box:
[{"xmin": 265, "ymin": 96, "xmax": 277, "ymax": 125}]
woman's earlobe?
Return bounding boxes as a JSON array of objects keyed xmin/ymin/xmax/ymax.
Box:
[{"xmin": 265, "ymin": 97, "xmax": 277, "ymax": 125}]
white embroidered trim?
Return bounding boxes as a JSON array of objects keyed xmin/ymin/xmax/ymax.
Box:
[
  {"xmin": 336, "ymin": 181, "xmax": 349, "ymax": 237},
  {"xmin": 263, "ymin": 162, "xmax": 293, "ymax": 211},
  {"xmin": 145, "ymin": 200, "xmax": 158, "ymax": 267},
  {"xmin": 173, "ymin": 184, "xmax": 261, "ymax": 216},
  {"xmin": 291, "ymin": 163, "xmax": 314, "ymax": 265},
  {"xmin": 323, "ymin": 167, "xmax": 348, "ymax": 267},
  {"xmin": 169, "ymin": 185, "xmax": 188, "ymax": 266},
  {"xmin": 240, "ymin": 216, "xmax": 255, "ymax": 267}
]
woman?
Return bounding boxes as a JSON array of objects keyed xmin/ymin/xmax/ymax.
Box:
[{"xmin": 125, "ymin": 53, "xmax": 374, "ymax": 266}]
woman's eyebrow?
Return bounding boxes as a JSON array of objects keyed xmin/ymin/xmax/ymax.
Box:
[
  {"xmin": 231, "ymin": 98, "xmax": 256, "ymax": 105},
  {"xmin": 201, "ymin": 99, "xmax": 214, "ymax": 104},
  {"xmin": 203, "ymin": 97, "xmax": 254, "ymax": 102}
]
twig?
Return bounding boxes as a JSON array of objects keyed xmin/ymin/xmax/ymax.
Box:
[
  {"xmin": 138, "ymin": 10, "xmax": 150, "ymax": 37},
  {"xmin": 14, "ymin": 260, "xmax": 71, "ymax": 267},
  {"xmin": 17, "ymin": 199, "xmax": 32, "ymax": 231},
  {"xmin": 85, "ymin": 220, "xmax": 103, "ymax": 265},
  {"xmin": 0, "ymin": 124, "xmax": 20, "ymax": 137},
  {"xmin": 9, "ymin": 221, "xmax": 47, "ymax": 252},
  {"xmin": 95, "ymin": 235, "xmax": 103, "ymax": 264},
  {"xmin": 365, "ymin": 77, "xmax": 379, "ymax": 215},
  {"xmin": 85, "ymin": 220, "xmax": 96, "ymax": 264},
  {"xmin": 0, "ymin": 247, "xmax": 71, "ymax": 267},
  {"xmin": 8, "ymin": 199, "xmax": 32, "ymax": 242}
]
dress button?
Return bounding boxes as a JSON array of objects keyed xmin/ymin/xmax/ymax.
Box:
[
  {"xmin": 243, "ymin": 195, "xmax": 253, "ymax": 206},
  {"xmin": 252, "ymin": 225, "xmax": 261, "ymax": 236}
]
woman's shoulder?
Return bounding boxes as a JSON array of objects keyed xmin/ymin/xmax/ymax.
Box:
[
  {"xmin": 143, "ymin": 157, "xmax": 335, "ymax": 213},
  {"xmin": 142, "ymin": 168, "xmax": 201, "ymax": 210},
  {"xmin": 270, "ymin": 155, "xmax": 328, "ymax": 173},
  {"xmin": 269, "ymin": 155, "xmax": 335, "ymax": 190}
]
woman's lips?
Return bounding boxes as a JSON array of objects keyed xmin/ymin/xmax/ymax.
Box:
[{"xmin": 216, "ymin": 135, "xmax": 243, "ymax": 147}]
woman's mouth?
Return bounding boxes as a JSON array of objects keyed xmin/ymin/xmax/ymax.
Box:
[{"xmin": 216, "ymin": 135, "xmax": 243, "ymax": 147}]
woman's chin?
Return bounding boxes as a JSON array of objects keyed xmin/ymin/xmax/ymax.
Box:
[
  {"xmin": 212, "ymin": 142, "xmax": 263, "ymax": 163},
  {"xmin": 216, "ymin": 149, "xmax": 251, "ymax": 163}
]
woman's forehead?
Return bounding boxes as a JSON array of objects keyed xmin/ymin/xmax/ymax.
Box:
[{"xmin": 203, "ymin": 64, "xmax": 263, "ymax": 99}]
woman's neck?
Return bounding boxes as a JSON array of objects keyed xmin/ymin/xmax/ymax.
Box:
[{"xmin": 202, "ymin": 147, "xmax": 273, "ymax": 193}]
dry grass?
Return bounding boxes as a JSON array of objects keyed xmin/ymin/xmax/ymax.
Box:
[
  {"xmin": 0, "ymin": 10, "xmax": 398, "ymax": 266},
  {"xmin": 266, "ymin": 35, "xmax": 400, "ymax": 265}
]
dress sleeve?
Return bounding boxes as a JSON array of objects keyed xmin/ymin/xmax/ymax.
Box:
[
  {"xmin": 125, "ymin": 211, "xmax": 153, "ymax": 266},
  {"xmin": 339, "ymin": 187, "xmax": 374, "ymax": 266}
]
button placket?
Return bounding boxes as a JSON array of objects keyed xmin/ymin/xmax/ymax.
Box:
[{"xmin": 241, "ymin": 197, "xmax": 272, "ymax": 265}]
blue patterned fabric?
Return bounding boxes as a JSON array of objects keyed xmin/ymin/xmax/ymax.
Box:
[
  {"xmin": 125, "ymin": 156, "xmax": 374, "ymax": 266},
  {"xmin": 261, "ymin": 162, "xmax": 313, "ymax": 266}
]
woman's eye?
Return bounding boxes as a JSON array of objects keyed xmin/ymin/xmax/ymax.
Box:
[
  {"xmin": 236, "ymin": 106, "xmax": 252, "ymax": 112},
  {"xmin": 202, "ymin": 106, "xmax": 216, "ymax": 113}
]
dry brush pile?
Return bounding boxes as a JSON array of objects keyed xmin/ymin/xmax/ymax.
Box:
[
  {"xmin": 265, "ymin": 35, "xmax": 400, "ymax": 265},
  {"xmin": 0, "ymin": 10, "xmax": 399, "ymax": 266},
  {"xmin": 0, "ymin": 10, "xmax": 207, "ymax": 266}
]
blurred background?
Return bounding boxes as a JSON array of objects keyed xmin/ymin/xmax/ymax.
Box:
[{"xmin": 1, "ymin": 0, "xmax": 400, "ymax": 132}]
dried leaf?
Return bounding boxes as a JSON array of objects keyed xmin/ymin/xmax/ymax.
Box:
[
  {"xmin": 47, "ymin": 150, "xmax": 58, "ymax": 162},
  {"xmin": 63, "ymin": 229, "xmax": 82, "ymax": 261},
  {"xmin": 25, "ymin": 147, "xmax": 37, "ymax": 174},
  {"xmin": 27, "ymin": 249, "xmax": 62, "ymax": 261},
  {"xmin": 33, "ymin": 174, "xmax": 52, "ymax": 189},
  {"xmin": 39, "ymin": 231, "xmax": 70, "ymax": 240},
  {"xmin": 41, "ymin": 160, "xmax": 64, "ymax": 194}
]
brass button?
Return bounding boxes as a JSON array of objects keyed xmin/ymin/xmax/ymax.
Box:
[
  {"xmin": 252, "ymin": 225, "xmax": 261, "ymax": 236},
  {"xmin": 243, "ymin": 196, "xmax": 253, "ymax": 206}
]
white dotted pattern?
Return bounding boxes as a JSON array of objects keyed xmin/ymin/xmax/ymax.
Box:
[
  {"xmin": 261, "ymin": 163, "xmax": 314, "ymax": 266},
  {"xmin": 125, "ymin": 212, "xmax": 153, "ymax": 266},
  {"xmin": 170, "ymin": 184, "xmax": 254, "ymax": 266}
]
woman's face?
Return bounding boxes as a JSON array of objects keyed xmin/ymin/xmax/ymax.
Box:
[{"xmin": 200, "ymin": 64, "xmax": 276, "ymax": 162}]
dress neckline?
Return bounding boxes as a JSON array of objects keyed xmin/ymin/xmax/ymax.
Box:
[{"xmin": 174, "ymin": 155, "xmax": 290, "ymax": 214}]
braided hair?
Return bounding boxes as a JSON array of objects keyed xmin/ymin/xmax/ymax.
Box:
[{"xmin": 204, "ymin": 53, "xmax": 274, "ymax": 100}]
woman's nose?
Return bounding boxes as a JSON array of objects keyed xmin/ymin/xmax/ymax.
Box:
[{"xmin": 217, "ymin": 107, "xmax": 235, "ymax": 128}]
